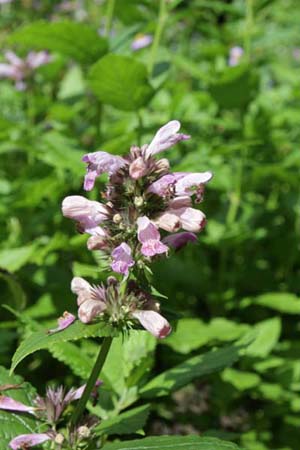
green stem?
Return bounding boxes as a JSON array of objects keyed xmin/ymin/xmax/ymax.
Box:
[
  {"xmin": 244, "ymin": 0, "xmax": 254, "ymax": 60},
  {"xmin": 148, "ymin": 0, "xmax": 168, "ymax": 76},
  {"xmin": 70, "ymin": 337, "xmax": 113, "ymax": 427},
  {"xmin": 105, "ymin": 0, "xmax": 116, "ymax": 37},
  {"xmin": 137, "ymin": 111, "xmax": 143, "ymax": 146}
]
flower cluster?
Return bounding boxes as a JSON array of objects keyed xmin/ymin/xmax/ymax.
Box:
[
  {"xmin": 62, "ymin": 120, "xmax": 212, "ymax": 338},
  {"xmin": 0, "ymin": 50, "xmax": 51, "ymax": 90},
  {"xmin": 0, "ymin": 382, "xmax": 100, "ymax": 449}
]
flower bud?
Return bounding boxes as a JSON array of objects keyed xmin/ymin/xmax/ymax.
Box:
[
  {"xmin": 129, "ymin": 156, "xmax": 148, "ymax": 179},
  {"xmin": 113, "ymin": 213, "xmax": 122, "ymax": 224},
  {"xmin": 78, "ymin": 426, "xmax": 91, "ymax": 439},
  {"xmin": 55, "ymin": 434, "xmax": 64, "ymax": 444},
  {"xmin": 134, "ymin": 196, "xmax": 144, "ymax": 207}
]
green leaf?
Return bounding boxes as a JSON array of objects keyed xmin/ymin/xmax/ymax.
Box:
[
  {"xmin": 140, "ymin": 342, "xmax": 246, "ymax": 398},
  {"xmin": 49, "ymin": 341, "xmax": 94, "ymax": 379},
  {"xmin": 95, "ymin": 404, "xmax": 150, "ymax": 436},
  {"xmin": 101, "ymin": 435, "xmax": 243, "ymax": 450},
  {"xmin": 245, "ymin": 318, "xmax": 281, "ymax": 358},
  {"xmin": 164, "ymin": 318, "xmax": 249, "ymax": 354},
  {"xmin": 0, "ymin": 366, "xmax": 37, "ymax": 450},
  {"xmin": 0, "ymin": 270, "xmax": 26, "ymax": 310},
  {"xmin": 8, "ymin": 20, "xmax": 108, "ymax": 64},
  {"xmin": 253, "ymin": 293, "xmax": 300, "ymax": 314},
  {"xmin": 88, "ymin": 54, "xmax": 154, "ymax": 111},
  {"xmin": 0, "ymin": 244, "xmax": 37, "ymax": 272},
  {"xmin": 209, "ymin": 65, "xmax": 258, "ymax": 109},
  {"xmin": 11, "ymin": 320, "xmax": 118, "ymax": 373},
  {"xmin": 222, "ymin": 368, "xmax": 261, "ymax": 391}
]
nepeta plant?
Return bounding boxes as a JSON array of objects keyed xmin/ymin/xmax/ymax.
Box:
[{"xmin": 1, "ymin": 120, "xmax": 212, "ymax": 449}]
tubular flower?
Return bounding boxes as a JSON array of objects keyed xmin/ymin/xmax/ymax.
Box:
[
  {"xmin": 63, "ymin": 120, "xmax": 211, "ymax": 337},
  {"xmin": 132, "ymin": 310, "xmax": 171, "ymax": 338},
  {"xmin": 111, "ymin": 243, "xmax": 135, "ymax": 275},
  {"xmin": 1, "ymin": 382, "xmax": 101, "ymax": 449},
  {"xmin": 137, "ymin": 216, "xmax": 168, "ymax": 257},
  {"xmin": 82, "ymin": 151, "xmax": 126, "ymax": 191},
  {"xmin": 71, "ymin": 277, "xmax": 107, "ymax": 323},
  {"xmin": 0, "ymin": 50, "xmax": 50, "ymax": 90}
]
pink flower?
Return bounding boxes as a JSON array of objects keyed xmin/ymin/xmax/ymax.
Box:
[
  {"xmin": 0, "ymin": 51, "xmax": 50, "ymax": 89},
  {"xmin": 71, "ymin": 277, "xmax": 107, "ymax": 323},
  {"xmin": 0, "ymin": 396, "xmax": 36, "ymax": 414},
  {"xmin": 26, "ymin": 51, "xmax": 51, "ymax": 69},
  {"xmin": 174, "ymin": 207, "xmax": 206, "ymax": 232},
  {"xmin": 9, "ymin": 433, "xmax": 52, "ymax": 450},
  {"xmin": 131, "ymin": 34, "xmax": 153, "ymax": 51},
  {"xmin": 82, "ymin": 151, "xmax": 126, "ymax": 191},
  {"xmin": 48, "ymin": 311, "xmax": 76, "ymax": 334},
  {"xmin": 144, "ymin": 120, "xmax": 190, "ymax": 159},
  {"xmin": 147, "ymin": 174, "xmax": 178, "ymax": 196},
  {"xmin": 132, "ymin": 310, "xmax": 171, "ymax": 338},
  {"xmin": 62, "ymin": 195, "xmax": 109, "ymax": 235},
  {"xmin": 137, "ymin": 216, "xmax": 168, "ymax": 257},
  {"xmin": 129, "ymin": 156, "xmax": 148, "ymax": 179},
  {"xmin": 163, "ymin": 232, "xmax": 197, "ymax": 250},
  {"xmin": 229, "ymin": 46, "xmax": 244, "ymax": 66},
  {"xmin": 157, "ymin": 205, "xmax": 206, "ymax": 233},
  {"xmin": 175, "ymin": 172, "xmax": 213, "ymax": 197},
  {"xmin": 111, "ymin": 243, "xmax": 135, "ymax": 275}
]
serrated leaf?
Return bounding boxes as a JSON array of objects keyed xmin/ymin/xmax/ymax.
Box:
[
  {"xmin": 95, "ymin": 404, "xmax": 150, "ymax": 436},
  {"xmin": 101, "ymin": 435, "xmax": 243, "ymax": 450},
  {"xmin": 49, "ymin": 341, "xmax": 94, "ymax": 379},
  {"xmin": 140, "ymin": 342, "xmax": 246, "ymax": 398},
  {"xmin": 8, "ymin": 20, "xmax": 108, "ymax": 64},
  {"xmin": 11, "ymin": 320, "xmax": 118, "ymax": 373},
  {"xmin": 88, "ymin": 54, "xmax": 154, "ymax": 111},
  {"xmin": 0, "ymin": 366, "xmax": 37, "ymax": 450}
]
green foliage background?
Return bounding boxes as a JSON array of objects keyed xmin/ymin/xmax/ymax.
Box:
[{"xmin": 1, "ymin": 1, "xmax": 300, "ymax": 449}]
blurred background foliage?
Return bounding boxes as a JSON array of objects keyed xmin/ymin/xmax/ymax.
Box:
[{"xmin": 1, "ymin": 0, "xmax": 300, "ymax": 449}]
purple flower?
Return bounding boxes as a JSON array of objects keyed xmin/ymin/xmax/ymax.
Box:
[
  {"xmin": 147, "ymin": 174, "xmax": 178, "ymax": 196},
  {"xmin": 71, "ymin": 277, "xmax": 107, "ymax": 323},
  {"xmin": 144, "ymin": 120, "xmax": 190, "ymax": 159},
  {"xmin": 157, "ymin": 204, "xmax": 206, "ymax": 233},
  {"xmin": 0, "ymin": 396, "xmax": 36, "ymax": 414},
  {"xmin": 132, "ymin": 310, "xmax": 171, "ymax": 338},
  {"xmin": 0, "ymin": 51, "xmax": 50, "ymax": 89},
  {"xmin": 111, "ymin": 243, "xmax": 135, "ymax": 275},
  {"xmin": 9, "ymin": 433, "xmax": 52, "ymax": 450},
  {"xmin": 163, "ymin": 232, "xmax": 197, "ymax": 250},
  {"xmin": 175, "ymin": 172, "xmax": 213, "ymax": 198},
  {"xmin": 228, "ymin": 46, "xmax": 244, "ymax": 67},
  {"xmin": 137, "ymin": 216, "xmax": 168, "ymax": 257},
  {"xmin": 48, "ymin": 311, "xmax": 76, "ymax": 334},
  {"xmin": 131, "ymin": 34, "xmax": 153, "ymax": 51},
  {"xmin": 26, "ymin": 51, "xmax": 51, "ymax": 69},
  {"xmin": 82, "ymin": 151, "xmax": 126, "ymax": 191},
  {"xmin": 62, "ymin": 195, "xmax": 110, "ymax": 235}
]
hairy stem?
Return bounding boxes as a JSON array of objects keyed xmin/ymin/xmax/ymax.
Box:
[
  {"xmin": 70, "ymin": 336, "xmax": 113, "ymax": 427},
  {"xmin": 148, "ymin": 0, "xmax": 168, "ymax": 75}
]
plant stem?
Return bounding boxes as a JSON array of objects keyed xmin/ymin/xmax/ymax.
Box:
[
  {"xmin": 244, "ymin": 0, "xmax": 254, "ymax": 60},
  {"xmin": 70, "ymin": 336, "xmax": 113, "ymax": 427},
  {"xmin": 148, "ymin": 0, "xmax": 168, "ymax": 76},
  {"xmin": 105, "ymin": 0, "xmax": 116, "ymax": 37}
]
